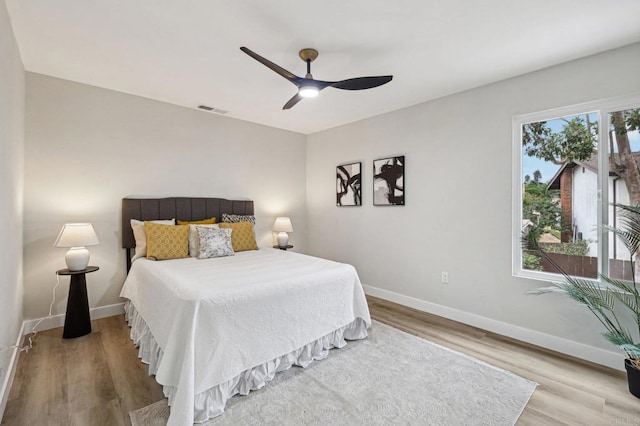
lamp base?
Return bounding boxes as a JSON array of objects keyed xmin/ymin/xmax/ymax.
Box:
[
  {"xmin": 276, "ymin": 232, "xmax": 289, "ymax": 249},
  {"xmin": 65, "ymin": 247, "xmax": 90, "ymax": 271}
]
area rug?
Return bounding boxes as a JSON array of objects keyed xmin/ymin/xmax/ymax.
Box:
[{"xmin": 130, "ymin": 321, "xmax": 537, "ymax": 425}]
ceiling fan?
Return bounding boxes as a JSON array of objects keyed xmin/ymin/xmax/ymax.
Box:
[{"xmin": 240, "ymin": 47, "xmax": 393, "ymax": 110}]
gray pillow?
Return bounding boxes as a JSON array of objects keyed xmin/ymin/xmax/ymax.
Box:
[{"xmin": 197, "ymin": 227, "xmax": 234, "ymax": 259}]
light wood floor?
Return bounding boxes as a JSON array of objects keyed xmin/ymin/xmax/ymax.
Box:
[{"xmin": 3, "ymin": 296, "xmax": 640, "ymax": 425}]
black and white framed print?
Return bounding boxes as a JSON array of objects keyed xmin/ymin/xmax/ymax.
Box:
[
  {"xmin": 373, "ymin": 156, "xmax": 405, "ymax": 206},
  {"xmin": 336, "ymin": 162, "xmax": 362, "ymax": 206}
]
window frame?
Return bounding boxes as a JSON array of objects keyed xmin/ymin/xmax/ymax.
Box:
[{"xmin": 512, "ymin": 93, "xmax": 640, "ymax": 283}]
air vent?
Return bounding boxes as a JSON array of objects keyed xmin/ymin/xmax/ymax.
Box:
[{"xmin": 198, "ymin": 105, "xmax": 228, "ymax": 114}]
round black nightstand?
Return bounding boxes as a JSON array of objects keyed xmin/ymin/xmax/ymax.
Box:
[
  {"xmin": 273, "ymin": 245, "xmax": 293, "ymax": 251},
  {"xmin": 57, "ymin": 266, "xmax": 99, "ymax": 339}
]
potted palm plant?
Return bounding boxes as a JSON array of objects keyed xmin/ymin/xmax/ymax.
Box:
[{"xmin": 526, "ymin": 203, "xmax": 640, "ymax": 398}]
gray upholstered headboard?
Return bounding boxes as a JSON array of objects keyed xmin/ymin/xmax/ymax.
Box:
[{"xmin": 122, "ymin": 197, "xmax": 254, "ymax": 270}]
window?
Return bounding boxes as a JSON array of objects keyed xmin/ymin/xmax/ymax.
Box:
[{"xmin": 513, "ymin": 96, "xmax": 640, "ymax": 282}]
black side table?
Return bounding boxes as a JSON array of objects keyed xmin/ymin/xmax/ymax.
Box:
[
  {"xmin": 273, "ymin": 245, "xmax": 293, "ymax": 251},
  {"xmin": 57, "ymin": 266, "xmax": 99, "ymax": 339}
]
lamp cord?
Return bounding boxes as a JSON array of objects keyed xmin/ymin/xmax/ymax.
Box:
[{"xmin": 0, "ymin": 272, "xmax": 60, "ymax": 358}]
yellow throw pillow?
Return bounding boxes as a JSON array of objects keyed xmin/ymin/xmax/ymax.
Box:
[
  {"xmin": 177, "ymin": 217, "xmax": 216, "ymax": 225},
  {"xmin": 130, "ymin": 218, "xmax": 175, "ymax": 261},
  {"xmin": 144, "ymin": 222, "xmax": 189, "ymax": 260},
  {"xmin": 218, "ymin": 222, "xmax": 258, "ymax": 252}
]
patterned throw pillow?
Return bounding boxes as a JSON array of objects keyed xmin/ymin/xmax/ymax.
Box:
[
  {"xmin": 177, "ymin": 217, "xmax": 216, "ymax": 225},
  {"xmin": 221, "ymin": 213, "xmax": 256, "ymax": 225},
  {"xmin": 197, "ymin": 227, "xmax": 234, "ymax": 259},
  {"xmin": 144, "ymin": 222, "xmax": 189, "ymax": 260},
  {"xmin": 218, "ymin": 222, "xmax": 258, "ymax": 252},
  {"xmin": 188, "ymin": 224, "xmax": 219, "ymax": 257}
]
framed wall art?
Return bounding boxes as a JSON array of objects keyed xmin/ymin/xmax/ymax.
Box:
[
  {"xmin": 373, "ymin": 155, "xmax": 405, "ymax": 206},
  {"xmin": 336, "ymin": 162, "xmax": 362, "ymax": 206}
]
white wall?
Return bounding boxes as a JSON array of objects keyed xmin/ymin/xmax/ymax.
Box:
[
  {"xmin": 23, "ymin": 74, "xmax": 307, "ymax": 320},
  {"xmin": 572, "ymin": 165, "xmax": 598, "ymax": 257},
  {"xmin": 0, "ymin": 0, "xmax": 25, "ymax": 414},
  {"xmin": 610, "ymin": 177, "xmax": 631, "ymax": 260},
  {"xmin": 306, "ymin": 43, "xmax": 640, "ymax": 368}
]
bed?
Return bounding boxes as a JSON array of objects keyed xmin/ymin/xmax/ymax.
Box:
[{"xmin": 119, "ymin": 197, "xmax": 371, "ymax": 425}]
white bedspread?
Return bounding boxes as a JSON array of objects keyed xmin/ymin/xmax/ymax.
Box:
[{"xmin": 120, "ymin": 249, "xmax": 371, "ymax": 425}]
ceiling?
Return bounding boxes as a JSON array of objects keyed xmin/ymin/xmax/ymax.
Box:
[{"xmin": 6, "ymin": 1, "xmax": 640, "ymax": 135}]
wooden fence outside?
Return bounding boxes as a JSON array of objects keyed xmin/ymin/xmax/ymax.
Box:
[{"xmin": 540, "ymin": 252, "xmax": 634, "ymax": 281}]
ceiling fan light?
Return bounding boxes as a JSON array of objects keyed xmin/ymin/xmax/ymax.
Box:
[{"xmin": 299, "ymin": 85, "xmax": 319, "ymax": 98}]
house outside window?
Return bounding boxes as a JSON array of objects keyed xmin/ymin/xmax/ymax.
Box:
[{"xmin": 513, "ymin": 96, "xmax": 640, "ymax": 282}]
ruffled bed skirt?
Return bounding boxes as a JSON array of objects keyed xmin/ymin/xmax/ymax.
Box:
[{"xmin": 124, "ymin": 300, "xmax": 368, "ymax": 423}]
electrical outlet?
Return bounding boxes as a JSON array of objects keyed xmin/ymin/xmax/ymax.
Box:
[{"xmin": 441, "ymin": 272, "xmax": 449, "ymax": 284}]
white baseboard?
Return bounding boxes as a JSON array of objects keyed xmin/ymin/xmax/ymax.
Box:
[
  {"xmin": 0, "ymin": 321, "xmax": 26, "ymax": 421},
  {"xmin": 21, "ymin": 302, "xmax": 126, "ymax": 335},
  {"xmin": 363, "ymin": 284, "xmax": 625, "ymax": 371}
]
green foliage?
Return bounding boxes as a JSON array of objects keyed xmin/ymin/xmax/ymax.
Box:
[
  {"xmin": 528, "ymin": 203, "xmax": 640, "ymax": 361},
  {"xmin": 523, "ymin": 180, "xmax": 547, "ymax": 195},
  {"xmin": 523, "ymin": 115, "xmax": 598, "ymax": 164},
  {"xmin": 522, "ymin": 181, "xmax": 561, "ymax": 232},
  {"xmin": 523, "ymin": 252, "xmax": 542, "ymax": 271},
  {"xmin": 613, "ymin": 108, "xmax": 640, "ymax": 135},
  {"xmin": 627, "ymin": 109, "xmax": 640, "ymax": 131},
  {"xmin": 532, "ymin": 169, "xmax": 542, "ymax": 183},
  {"xmin": 542, "ymin": 240, "xmax": 589, "ymax": 256}
]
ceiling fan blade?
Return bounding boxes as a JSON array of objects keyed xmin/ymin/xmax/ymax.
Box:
[
  {"xmin": 297, "ymin": 78, "xmax": 332, "ymax": 91},
  {"xmin": 283, "ymin": 93, "xmax": 304, "ymax": 110},
  {"xmin": 240, "ymin": 47, "xmax": 300, "ymax": 83},
  {"xmin": 330, "ymin": 76, "xmax": 393, "ymax": 91}
]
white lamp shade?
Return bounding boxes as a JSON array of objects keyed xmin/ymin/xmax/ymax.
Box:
[
  {"xmin": 272, "ymin": 217, "xmax": 293, "ymax": 233},
  {"xmin": 54, "ymin": 223, "xmax": 99, "ymax": 248}
]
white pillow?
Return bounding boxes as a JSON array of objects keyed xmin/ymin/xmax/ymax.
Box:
[
  {"xmin": 188, "ymin": 224, "xmax": 219, "ymax": 257},
  {"xmin": 130, "ymin": 218, "xmax": 175, "ymax": 261},
  {"xmin": 197, "ymin": 227, "xmax": 234, "ymax": 259}
]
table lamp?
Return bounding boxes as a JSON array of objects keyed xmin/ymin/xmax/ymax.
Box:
[
  {"xmin": 273, "ymin": 217, "xmax": 293, "ymax": 248},
  {"xmin": 54, "ymin": 223, "xmax": 100, "ymax": 271}
]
